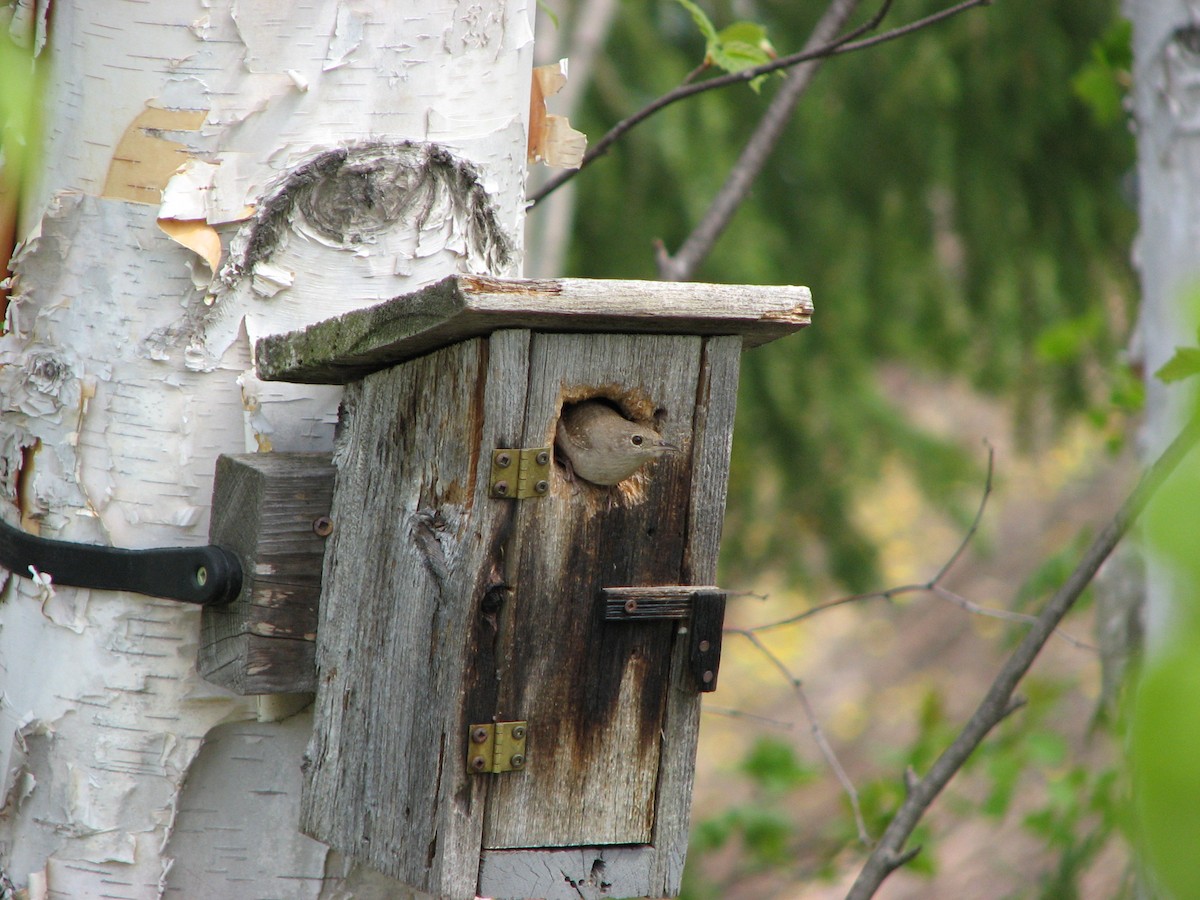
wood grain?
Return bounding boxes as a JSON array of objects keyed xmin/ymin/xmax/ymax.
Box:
[
  {"xmin": 480, "ymin": 333, "xmax": 700, "ymax": 851},
  {"xmin": 650, "ymin": 335, "xmax": 742, "ymax": 895},
  {"xmin": 201, "ymin": 452, "xmax": 334, "ymax": 694},
  {"xmin": 291, "ymin": 329, "xmax": 746, "ymax": 899},
  {"xmin": 299, "ymin": 333, "xmax": 531, "ymax": 897},
  {"xmin": 602, "ymin": 585, "xmax": 723, "ymax": 620},
  {"xmin": 478, "ymin": 846, "xmax": 655, "ymax": 900}
]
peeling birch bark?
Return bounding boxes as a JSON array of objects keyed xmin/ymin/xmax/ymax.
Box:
[{"xmin": 0, "ymin": 2, "xmax": 534, "ymax": 896}]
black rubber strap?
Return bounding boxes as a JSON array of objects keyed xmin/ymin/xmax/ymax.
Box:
[{"xmin": 0, "ymin": 516, "xmax": 241, "ymax": 606}]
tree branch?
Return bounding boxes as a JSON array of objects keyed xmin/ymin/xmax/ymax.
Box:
[
  {"xmin": 750, "ymin": 445, "xmax": 995, "ymax": 635},
  {"xmin": 527, "ymin": 0, "xmax": 992, "ymax": 208},
  {"xmin": 657, "ymin": 0, "xmax": 864, "ymax": 282},
  {"xmin": 845, "ymin": 409, "xmax": 1200, "ymax": 900}
]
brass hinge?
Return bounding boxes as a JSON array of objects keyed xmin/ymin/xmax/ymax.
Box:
[
  {"xmin": 467, "ymin": 721, "xmax": 528, "ymax": 774},
  {"xmin": 490, "ymin": 448, "xmax": 552, "ymax": 499}
]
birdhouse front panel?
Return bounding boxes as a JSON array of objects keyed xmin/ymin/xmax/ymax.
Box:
[
  {"xmin": 480, "ymin": 331, "xmax": 709, "ymax": 850},
  {"xmin": 297, "ymin": 327, "xmax": 742, "ymax": 897}
]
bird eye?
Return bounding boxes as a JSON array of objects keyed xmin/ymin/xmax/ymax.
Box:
[{"xmin": 631, "ymin": 434, "xmax": 644, "ymax": 446}]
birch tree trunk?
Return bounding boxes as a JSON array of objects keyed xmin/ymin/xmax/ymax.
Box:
[
  {"xmin": 1125, "ymin": 0, "xmax": 1200, "ymax": 643},
  {"xmin": 0, "ymin": 2, "xmax": 533, "ymax": 897}
]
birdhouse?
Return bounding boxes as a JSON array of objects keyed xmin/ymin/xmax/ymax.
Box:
[{"xmin": 200, "ymin": 274, "xmax": 811, "ymax": 899}]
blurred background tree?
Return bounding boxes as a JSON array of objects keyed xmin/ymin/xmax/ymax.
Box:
[{"xmin": 532, "ymin": 0, "xmax": 1135, "ymax": 591}]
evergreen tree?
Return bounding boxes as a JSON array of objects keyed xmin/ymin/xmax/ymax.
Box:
[{"xmin": 562, "ymin": 0, "xmax": 1134, "ymax": 588}]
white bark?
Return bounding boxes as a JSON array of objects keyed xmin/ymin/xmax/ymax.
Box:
[
  {"xmin": 1126, "ymin": 0, "xmax": 1200, "ymax": 644},
  {"xmin": 0, "ymin": 2, "xmax": 533, "ymax": 896}
]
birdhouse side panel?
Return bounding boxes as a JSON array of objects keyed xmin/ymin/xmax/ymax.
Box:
[{"xmin": 300, "ymin": 334, "xmax": 531, "ymax": 897}]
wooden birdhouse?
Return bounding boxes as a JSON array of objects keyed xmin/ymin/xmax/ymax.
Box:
[{"xmin": 199, "ymin": 274, "xmax": 811, "ymax": 899}]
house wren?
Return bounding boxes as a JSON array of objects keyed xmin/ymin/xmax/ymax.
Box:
[{"xmin": 555, "ymin": 401, "xmax": 680, "ymax": 486}]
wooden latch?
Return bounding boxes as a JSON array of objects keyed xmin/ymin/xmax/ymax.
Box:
[
  {"xmin": 602, "ymin": 585, "xmax": 727, "ymax": 692},
  {"xmin": 490, "ymin": 448, "xmax": 552, "ymax": 499},
  {"xmin": 467, "ymin": 721, "xmax": 528, "ymax": 774}
]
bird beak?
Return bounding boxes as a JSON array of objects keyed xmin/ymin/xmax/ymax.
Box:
[{"xmin": 656, "ymin": 439, "xmax": 682, "ymax": 454}]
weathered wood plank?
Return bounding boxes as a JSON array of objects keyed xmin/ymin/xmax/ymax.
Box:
[
  {"xmin": 299, "ymin": 332, "xmax": 531, "ymax": 898},
  {"xmin": 256, "ymin": 274, "xmax": 812, "ymax": 384},
  {"xmin": 648, "ymin": 335, "xmax": 743, "ymax": 896},
  {"xmin": 478, "ymin": 846, "xmax": 656, "ymax": 900},
  {"xmin": 602, "ymin": 585, "xmax": 722, "ymax": 620},
  {"xmin": 201, "ymin": 452, "xmax": 334, "ymax": 695},
  {"xmin": 481, "ymin": 332, "xmax": 704, "ymax": 850}
]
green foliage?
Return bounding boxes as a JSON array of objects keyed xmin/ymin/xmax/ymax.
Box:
[
  {"xmin": 1036, "ymin": 310, "xmax": 1105, "ymax": 364},
  {"xmin": 966, "ymin": 680, "xmax": 1126, "ymax": 896},
  {"xmin": 671, "ymin": 0, "xmax": 777, "ymax": 90},
  {"xmin": 566, "ymin": 0, "xmax": 1135, "ymax": 588},
  {"xmin": 1023, "ymin": 764, "xmax": 1126, "ymax": 899},
  {"xmin": 0, "ymin": 37, "xmax": 41, "ymax": 197},
  {"xmin": 684, "ymin": 678, "xmax": 1126, "ymax": 895},
  {"xmin": 1131, "ymin": 647, "xmax": 1200, "ymax": 899},
  {"xmin": 1071, "ymin": 18, "xmax": 1132, "ymax": 127},
  {"xmin": 1131, "ymin": 386, "xmax": 1200, "ymax": 897},
  {"xmin": 679, "ymin": 736, "xmax": 821, "ymax": 898},
  {"xmin": 1152, "ymin": 292, "xmax": 1200, "ymax": 385},
  {"xmin": 1156, "ymin": 346, "xmax": 1200, "ymax": 384},
  {"xmin": 970, "ymin": 680, "xmax": 1129, "ymax": 899},
  {"xmin": 739, "ymin": 735, "xmax": 818, "ymax": 792}
]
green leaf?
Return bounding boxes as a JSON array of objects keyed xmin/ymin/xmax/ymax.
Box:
[
  {"xmin": 672, "ymin": 0, "xmax": 720, "ymax": 48},
  {"xmin": 712, "ymin": 22, "xmax": 776, "ymax": 91},
  {"xmin": 1109, "ymin": 364, "xmax": 1144, "ymax": 412},
  {"xmin": 691, "ymin": 810, "xmax": 736, "ymax": 852},
  {"xmin": 671, "ymin": 2, "xmax": 776, "ymax": 90},
  {"xmin": 718, "ymin": 21, "xmax": 771, "ymax": 51},
  {"xmin": 1132, "ymin": 647, "xmax": 1200, "ymax": 899},
  {"xmin": 1155, "ymin": 346, "xmax": 1200, "ymax": 383},
  {"xmin": 905, "ymin": 825, "xmax": 938, "ymax": 876},
  {"xmin": 982, "ymin": 752, "xmax": 1022, "ymax": 817}
]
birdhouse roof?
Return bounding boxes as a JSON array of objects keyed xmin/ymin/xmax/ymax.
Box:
[{"xmin": 255, "ymin": 274, "xmax": 812, "ymax": 384}]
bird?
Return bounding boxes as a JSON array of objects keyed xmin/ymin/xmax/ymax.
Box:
[{"xmin": 554, "ymin": 401, "xmax": 680, "ymax": 486}]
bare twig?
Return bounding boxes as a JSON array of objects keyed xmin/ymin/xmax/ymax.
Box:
[
  {"xmin": 931, "ymin": 441, "xmax": 994, "ymax": 583},
  {"xmin": 702, "ymin": 705, "xmax": 795, "ymax": 730},
  {"xmin": 742, "ymin": 445, "xmax": 1092, "ymax": 650},
  {"xmin": 527, "ymin": 0, "xmax": 992, "ymax": 207},
  {"xmin": 845, "ymin": 410, "xmax": 1200, "ymax": 900},
  {"xmin": 748, "ymin": 586, "xmax": 905, "ymax": 632},
  {"xmin": 928, "ymin": 585, "xmax": 1096, "ymax": 650},
  {"xmin": 749, "ymin": 446, "xmax": 996, "ymax": 635},
  {"xmin": 728, "ymin": 628, "xmax": 871, "ymax": 844}
]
